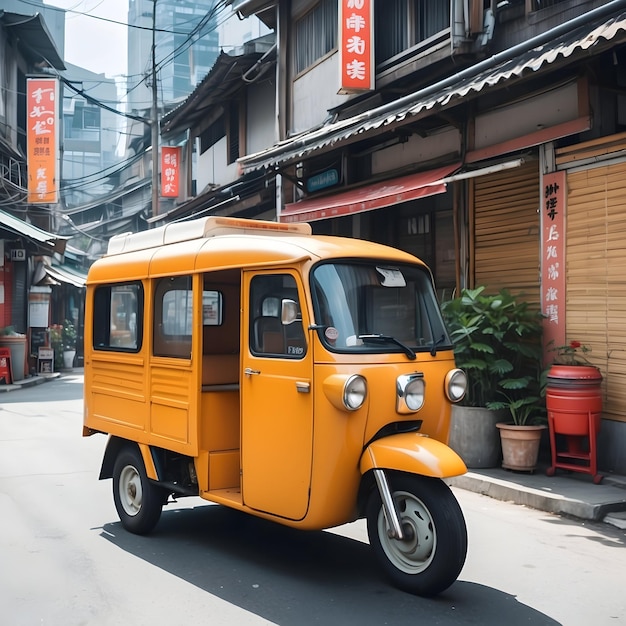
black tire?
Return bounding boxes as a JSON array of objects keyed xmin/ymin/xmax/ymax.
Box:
[
  {"xmin": 366, "ymin": 473, "xmax": 467, "ymax": 597},
  {"xmin": 112, "ymin": 446, "xmax": 164, "ymax": 535}
]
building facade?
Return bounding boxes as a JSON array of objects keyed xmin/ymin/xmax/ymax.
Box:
[{"xmin": 216, "ymin": 0, "xmax": 626, "ymax": 473}]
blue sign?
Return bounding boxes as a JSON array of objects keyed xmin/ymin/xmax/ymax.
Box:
[{"xmin": 306, "ymin": 169, "xmax": 339, "ymax": 192}]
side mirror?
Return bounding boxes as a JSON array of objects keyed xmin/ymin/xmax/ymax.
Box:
[{"xmin": 281, "ymin": 299, "xmax": 300, "ymax": 325}]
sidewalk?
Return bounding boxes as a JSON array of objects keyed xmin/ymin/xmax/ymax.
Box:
[
  {"xmin": 448, "ymin": 465, "xmax": 626, "ymax": 530},
  {"xmin": 3, "ymin": 369, "xmax": 626, "ymax": 529}
]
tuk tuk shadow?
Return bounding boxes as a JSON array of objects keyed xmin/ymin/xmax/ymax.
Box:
[{"xmin": 101, "ymin": 503, "xmax": 559, "ymax": 626}]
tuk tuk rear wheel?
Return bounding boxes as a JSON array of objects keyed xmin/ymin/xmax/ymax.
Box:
[
  {"xmin": 366, "ymin": 473, "xmax": 467, "ymax": 597},
  {"xmin": 112, "ymin": 446, "xmax": 164, "ymax": 535}
]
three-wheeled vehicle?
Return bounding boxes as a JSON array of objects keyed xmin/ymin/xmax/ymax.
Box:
[{"xmin": 83, "ymin": 216, "xmax": 468, "ymax": 596}]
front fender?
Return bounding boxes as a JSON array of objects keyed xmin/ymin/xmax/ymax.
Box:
[{"xmin": 360, "ymin": 433, "xmax": 467, "ymax": 478}]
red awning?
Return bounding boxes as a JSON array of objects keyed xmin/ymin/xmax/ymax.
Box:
[{"xmin": 280, "ymin": 162, "xmax": 460, "ymax": 223}]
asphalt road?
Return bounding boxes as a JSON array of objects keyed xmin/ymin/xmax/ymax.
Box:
[{"xmin": 1, "ymin": 375, "xmax": 625, "ymax": 625}]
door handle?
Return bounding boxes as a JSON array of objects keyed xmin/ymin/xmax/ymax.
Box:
[{"xmin": 244, "ymin": 367, "xmax": 261, "ymax": 376}]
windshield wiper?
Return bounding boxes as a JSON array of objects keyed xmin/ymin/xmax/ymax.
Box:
[
  {"xmin": 358, "ymin": 334, "xmax": 416, "ymax": 360},
  {"xmin": 429, "ymin": 334, "xmax": 446, "ymax": 357}
]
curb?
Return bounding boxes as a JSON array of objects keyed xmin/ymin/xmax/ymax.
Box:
[
  {"xmin": 448, "ymin": 468, "xmax": 626, "ymax": 526},
  {"xmin": 0, "ymin": 372, "xmax": 61, "ymax": 392}
]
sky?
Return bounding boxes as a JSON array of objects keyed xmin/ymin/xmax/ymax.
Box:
[{"xmin": 45, "ymin": 0, "xmax": 128, "ymax": 78}]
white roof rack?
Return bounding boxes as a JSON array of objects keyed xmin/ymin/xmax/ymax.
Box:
[{"xmin": 106, "ymin": 216, "xmax": 312, "ymax": 255}]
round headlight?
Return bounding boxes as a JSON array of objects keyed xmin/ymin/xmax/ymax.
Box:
[
  {"xmin": 396, "ymin": 374, "xmax": 425, "ymax": 413},
  {"xmin": 344, "ymin": 375, "xmax": 367, "ymax": 410},
  {"xmin": 446, "ymin": 369, "xmax": 467, "ymax": 403},
  {"xmin": 405, "ymin": 377, "xmax": 425, "ymax": 411}
]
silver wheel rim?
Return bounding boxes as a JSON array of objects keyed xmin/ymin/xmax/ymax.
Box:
[
  {"xmin": 119, "ymin": 464, "xmax": 143, "ymax": 517},
  {"xmin": 377, "ymin": 490, "xmax": 436, "ymax": 574}
]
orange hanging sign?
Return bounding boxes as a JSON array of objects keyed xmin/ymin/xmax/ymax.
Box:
[
  {"xmin": 339, "ymin": 0, "xmax": 374, "ymax": 94},
  {"xmin": 541, "ymin": 171, "xmax": 567, "ymax": 358},
  {"xmin": 27, "ymin": 78, "xmax": 59, "ymax": 204},
  {"xmin": 161, "ymin": 146, "xmax": 181, "ymax": 198}
]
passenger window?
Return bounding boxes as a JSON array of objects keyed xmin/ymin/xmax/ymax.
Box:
[
  {"xmin": 250, "ymin": 274, "xmax": 307, "ymax": 358},
  {"xmin": 154, "ymin": 276, "xmax": 192, "ymax": 358},
  {"xmin": 93, "ymin": 283, "xmax": 143, "ymax": 351}
]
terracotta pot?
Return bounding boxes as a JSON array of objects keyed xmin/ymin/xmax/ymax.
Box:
[{"xmin": 496, "ymin": 423, "xmax": 546, "ymax": 472}]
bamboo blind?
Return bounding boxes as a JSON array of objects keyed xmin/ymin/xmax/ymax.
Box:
[{"xmin": 472, "ymin": 161, "xmax": 541, "ymax": 306}]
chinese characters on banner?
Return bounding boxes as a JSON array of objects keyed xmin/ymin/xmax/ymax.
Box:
[
  {"xmin": 339, "ymin": 0, "xmax": 374, "ymax": 93},
  {"xmin": 161, "ymin": 146, "xmax": 181, "ymax": 198},
  {"xmin": 541, "ymin": 171, "xmax": 567, "ymax": 355},
  {"xmin": 27, "ymin": 78, "xmax": 59, "ymax": 204}
]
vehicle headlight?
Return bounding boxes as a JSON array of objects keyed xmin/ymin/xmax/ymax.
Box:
[
  {"xmin": 344, "ymin": 375, "xmax": 367, "ymax": 410},
  {"xmin": 323, "ymin": 374, "xmax": 367, "ymax": 411},
  {"xmin": 445, "ymin": 368, "xmax": 467, "ymax": 403},
  {"xmin": 396, "ymin": 374, "xmax": 425, "ymax": 413}
]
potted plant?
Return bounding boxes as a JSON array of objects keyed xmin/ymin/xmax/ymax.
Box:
[
  {"xmin": 61, "ymin": 319, "xmax": 77, "ymax": 370},
  {"xmin": 442, "ymin": 286, "xmax": 546, "ymax": 470},
  {"xmin": 545, "ymin": 341, "xmax": 603, "ymax": 482}
]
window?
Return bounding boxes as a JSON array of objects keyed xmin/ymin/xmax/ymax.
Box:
[
  {"xmin": 228, "ymin": 103, "xmax": 240, "ymax": 164},
  {"xmin": 153, "ymin": 276, "xmax": 193, "ymax": 358},
  {"xmin": 294, "ymin": 0, "xmax": 338, "ymax": 75},
  {"xmin": 311, "ymin": 262, "xmax": 451, "ymax": 354},
  {"xmin": 199, "ymin": 118, "xmax": 225, "ymax": 154},
  {"xmin": 375, "ymin": 0, "xmax": 450, "ymax": 64},
  {"xmin": 93, "ymin": 283, "xmax": 143, "ymax": 351},
  {"xmin": 250, "ymin": 274, "xmax": 307, "ymax": 358}
]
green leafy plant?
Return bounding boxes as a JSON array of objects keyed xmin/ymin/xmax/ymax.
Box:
[
  {"xmin": 441, "ymin": 286, "xmax": 546, "ymax": 425},
  {"xmin": 62, "ymin": 319, "xmax": 77, "ymax": 350}
]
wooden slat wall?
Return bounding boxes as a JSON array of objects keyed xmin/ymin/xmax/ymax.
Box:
[
  {"xmin": 472, "ymin": 162, "xmax": 541, "ymax": 305},
  {"xmin": 566, "ymin": 162, "xmax": 626, "ymax": 422}
]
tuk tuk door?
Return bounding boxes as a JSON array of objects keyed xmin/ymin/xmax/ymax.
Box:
[{"xmin": 241, "ymin": 271, "xmax": 313, "ymax": 520}]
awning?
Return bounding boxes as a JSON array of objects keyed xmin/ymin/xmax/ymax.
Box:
[
  {"xmin": 281, "ymin": 162, "xmax": 459, "ymax": 223},
  {"xmin": 44, "ymin": 264, "xmax": 87, "ymax": 288},
  {"xmin": 239, "ymin": 6, "xmax": 626, "ymax": 174},
  {"xmin": 0, "ymin": 12, "xmax": 66, "ymax": 70},
  {"xmin": 0, "ymin": 209, "xmax": 67, "ymax": 254}
]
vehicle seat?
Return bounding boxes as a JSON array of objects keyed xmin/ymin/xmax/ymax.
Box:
[{"xmin": 253, "ymin": 316, "xmax": 284, "ymax": 354}]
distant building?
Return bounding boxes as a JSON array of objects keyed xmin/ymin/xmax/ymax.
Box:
[{"xmin": 126, "ymin": 0, "xmax": 221, "ymax": 113}]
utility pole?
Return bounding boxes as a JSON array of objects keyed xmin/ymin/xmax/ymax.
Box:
[{"xmin": 151, "ymin": 0, "xmax": 159, "ymax": 218}]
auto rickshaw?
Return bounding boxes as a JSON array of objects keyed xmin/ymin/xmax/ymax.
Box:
[{"xmin": 83, "ymin": 216, "xmax": 468, "ymax": 596}]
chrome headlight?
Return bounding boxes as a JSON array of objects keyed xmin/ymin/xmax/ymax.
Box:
[
  {"xmin": 396, "ymin": 373, "xmax": 425, "ymax": 413},
  {"xmin": 344, "ymin": 375, "xmax": 367, "ymax": 410},
  {"xmin": 323, "ymin": 374, "xmax": 367, "ymax": 411},
  {"xmin": 445, "ymin": 368, "xmax": 467, "ymax": 403}
]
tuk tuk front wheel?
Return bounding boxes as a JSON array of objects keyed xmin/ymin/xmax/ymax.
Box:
[
  {"xmin": 112, "ymin": 446, "xmax": 164, "ymax": 535},
  {"xmin": 366, "ymin": 473, "xmax": 467, "ymax": 597}
]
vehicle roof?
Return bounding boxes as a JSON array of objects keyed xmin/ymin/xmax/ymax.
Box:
[{"xmin": 87, "ymin": 216, "xmax": 426, "ymax": 283}]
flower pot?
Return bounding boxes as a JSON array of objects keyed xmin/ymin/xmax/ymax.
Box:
[
  {"xmin": 62, "ymin": 349, "xmax": 76, "ymax": 370},
  {"xmin": 496, "ymin": 423, "xmax": 546, "ymax": 473},
  {"xmin": 448, "ymin": 406, "xmax": 506, "ymax": 468}
]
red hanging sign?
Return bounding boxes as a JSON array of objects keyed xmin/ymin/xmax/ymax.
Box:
[
  {"xmin": 541, "ymin": 171, "xmax": 567, "ymax": 358},
  {"xmin": 161, "ymin": 146, "xmax": 181, "ymax": 198},
  {"xmin": 339, "ymin": 0, "xmax": 374, "ymax": 93},
  {"xmin": 27, "ymin": 78, "xmax": 59, "ymax": 204}
]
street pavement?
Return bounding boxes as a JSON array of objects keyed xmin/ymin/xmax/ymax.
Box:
[{"xmin": 4, "ymin": 369, "xmax": 626, "ymax": 530}]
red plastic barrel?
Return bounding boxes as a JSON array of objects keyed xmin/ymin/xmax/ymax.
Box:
[{"xmin": 546, "ymin": 365, "xmax": 602, "ymax": 435}]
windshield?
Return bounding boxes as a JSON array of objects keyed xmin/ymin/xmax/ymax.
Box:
[{"xmin": 311, "ymin": 261, "xmax": 452, "ymax": 355}]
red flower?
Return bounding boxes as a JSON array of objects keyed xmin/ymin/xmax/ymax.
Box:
[{"xmin": 570, "ymin": 341, "xmax": 581, "ymax": 349}]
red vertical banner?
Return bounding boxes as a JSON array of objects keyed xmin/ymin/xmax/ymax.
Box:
[
  {"xmin": 161, "ymin": 146, "xmax": 181, "ymax": 198},
  {"xmin": 27, "ymin": 78, "xmax": 59, "ymax": 204},
  {"xmin": 541, "ymin": 171, "xmax": 567, "ymax": 359},
  {"xmin": 339, "ymin": 0, "xmax": 374, "ymax": 93}
]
